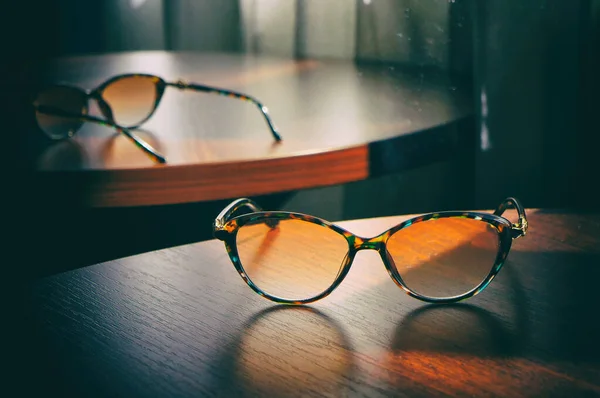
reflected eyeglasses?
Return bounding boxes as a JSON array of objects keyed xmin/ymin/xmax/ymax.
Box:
[
  {"xmin": 213, "ymin": 197, "xmax": 528, "ymax": 305},
  {"xmin": 32, "ymin": 73, "xmax": 283, "ymax": 163}
]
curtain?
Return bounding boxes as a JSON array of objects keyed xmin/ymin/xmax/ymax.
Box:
[{"xmin": 99, "ymin": 0, "xmax": 455, "ymax": 69}]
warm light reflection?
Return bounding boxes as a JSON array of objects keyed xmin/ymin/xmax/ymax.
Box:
[
  {"xmin": 372, "ymin": 304, "xmax": 599, "ymax": 396},
  {"xmin": 377, "ymin": 353, "xmax": 599, "ymax": 396}
]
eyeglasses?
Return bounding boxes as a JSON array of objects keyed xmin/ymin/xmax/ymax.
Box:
[
  {"xmin": 213, "ymin": 197, "xmax": 528, "ymax": 305},
  {"xmin": 32, "ymin": 73, "xmax": 283, "ymax": 163}
]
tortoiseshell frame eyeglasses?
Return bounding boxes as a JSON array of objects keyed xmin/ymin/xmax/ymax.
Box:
[
  {"xmin": 32, "ymin": 73, "xmax": 282, "ymax": 164},
  {"xmin": 213, "ymin": 197, "xmax": 528, "ymax": 305}
]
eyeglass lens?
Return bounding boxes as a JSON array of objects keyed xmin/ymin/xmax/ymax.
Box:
[
  {"xmin": 386, "ymin": 217, "xmax": 500, "ymax": 299},
  {"xmin": 100, "ymin": 75, "xmax": 159, "ymax": 127},
  {"xmin": 235, "ymin": 217, "xmax": 500, "ymax": 301},
  {"xmin": 235, "ymin": 219, "xmax": 349, "ymax": 302},
  {"xmin": 34, "ymin": 85, "xmax": 88, "ymax": 139}
]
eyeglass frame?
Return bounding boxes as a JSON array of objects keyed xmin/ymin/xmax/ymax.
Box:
[
  {"xmin": 32, "ymin": 73, "xmax": 283, "ymax": 164},
  {"xmin": 213, "ymin": 197, "xmax": 528, "ymax": 305}
]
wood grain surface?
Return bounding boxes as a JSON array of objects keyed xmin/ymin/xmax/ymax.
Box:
[
  {"xmin": 26, "ymin": 51, "xmax": 472, "ymax": 207},
  {"xmin": 21, "ymin": 210, "xmax": 600, "ymax": 397}
]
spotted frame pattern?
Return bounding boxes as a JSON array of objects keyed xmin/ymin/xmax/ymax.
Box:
[
  {"xmin": 214, "ymin": 197, "xmax": 528, "ymax": 305},
  {"xmin": 32, "ymin": 73, "xmax": 282, "ymax": 164}
]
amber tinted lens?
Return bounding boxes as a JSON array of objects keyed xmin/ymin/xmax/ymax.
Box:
[
  {"xmin": 34, "ymin": 86, "xmax": 87, "ymax": 139},
  {"xmin": 101, "ymin": 75, "xmax": 159, "ymax": 127},
  {"xmin": 386, "ymin": 217, "xmax": 500, "ymax": 299},
  {"xmin": 235, "ymin": 219, "xmax": 349, "ymax": 301}
]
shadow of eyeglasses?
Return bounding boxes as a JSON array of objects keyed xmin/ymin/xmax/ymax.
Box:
[
  {"xmin": 207, "ymin": 304, "xmax": 356, "ymax": 397},
  {"xmin": 37, "ymin": 138, "xmax": 88, "ymax": 170},
  {"xmin": 99, "ymin": 127, "xmax": 165, "ymax": 166},
  {"xmin": 389, "ymin": 255, "xmax": 529, "ymax": 357},
  {"xmin": 38, "ymin": 125, "xmax": 165, "ymax": 170}
]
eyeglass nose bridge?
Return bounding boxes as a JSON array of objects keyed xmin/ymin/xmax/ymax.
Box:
[{"xmin": 352, "ymin": 235, "xmax": 386, "ymax": 252}]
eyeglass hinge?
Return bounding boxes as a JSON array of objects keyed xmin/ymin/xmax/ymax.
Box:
[
  {"xmin": 213, "ymin": 219, "xmax": 228, "ymax": 241},
  {"xmin": 511, "ymin": 217, "xmax": 528, "ymax": 240},
  {"xmin": 174, "ymin": 80, "xmax": 190, "ymax": 90}
]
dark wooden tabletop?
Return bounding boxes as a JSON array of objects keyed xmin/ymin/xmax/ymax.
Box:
[
  {"xmin": 27, "ymin": 51, "xmax": 472, "ymax": 207},
  {"xmin": 19, "ymin": 209, "xmax": 600, "ymax": 397}
]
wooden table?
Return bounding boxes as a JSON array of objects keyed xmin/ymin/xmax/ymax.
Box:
[
  {"xmin": 27, "ymin": 51, "xmax": 472, "ymax": 208},
  {"xmin": 20, "ymin": 209, "xmax": 600, "ymax": 397}
]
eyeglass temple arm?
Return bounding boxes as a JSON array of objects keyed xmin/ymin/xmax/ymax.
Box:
[
  {"xmin": 214, "ymin": 197, "xmax": 263, "ymax": 230},
  {"xmin": 35, "ymin": 105, "xmax": 166, "ymax": 164},
  {"xmin": 493, "ymin": 197, "xmax": 528, "ymax": 239},
  {"xmin": 213, "ymin": 198, "xmax": 279, "ymax": 240},
  {"xmin": 167, "ymin": 80, "xmax": 283, "ymax": 142}
]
